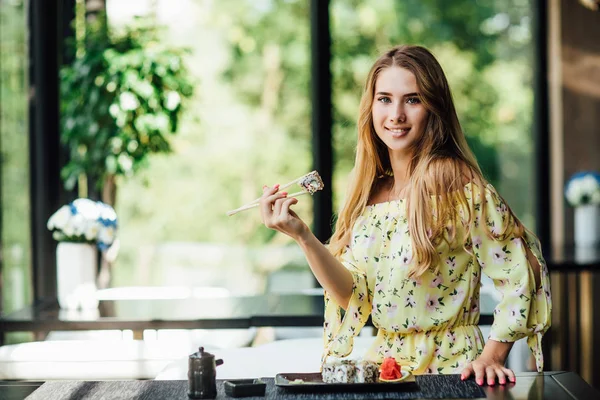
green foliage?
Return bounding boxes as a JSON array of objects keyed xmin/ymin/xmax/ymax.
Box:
[
  {"xmin": 0, "ymin": 0, "xmax": 33, "ymax": 328},
  {"xmin": 60, "ymin": 19, "xmax": 194, "ymax": 191}
]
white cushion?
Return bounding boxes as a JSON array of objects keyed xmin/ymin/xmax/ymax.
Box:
[{"xmin": 0, "ymin": 340, "xmax": 206, "ymax": 380}]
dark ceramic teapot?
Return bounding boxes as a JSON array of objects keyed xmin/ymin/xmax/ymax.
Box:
[{"xmin": 188, "ymin": 347, "xmax": 224, "ymax": 399}]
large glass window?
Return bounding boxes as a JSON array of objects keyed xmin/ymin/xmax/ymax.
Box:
[
  {"xmin": 105, "ymin": 0, "xmax": 312, "ymax": 293},
  {"xmin": 0, "ymin": 0, "xmax": 32, "ymax": 316},
  {"xmin": 331, "ymin": 0, "xmax": 537, "ymax": 228},
  {"xmin": 72, "ymin": 0, "xmax": 537, "ymax": 294}
]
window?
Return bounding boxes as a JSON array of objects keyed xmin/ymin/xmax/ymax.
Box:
[
  {"xmin": 106, "ymin": 0, "xmax": 312, "ymax": 293},
  {"xmin": 0, "ymin": 0, "xmax": 32, "ymax": 314}
]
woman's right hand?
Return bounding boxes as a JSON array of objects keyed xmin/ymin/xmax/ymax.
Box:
[{"xmin": 259, "ymin": 184, "xmax": 309, "ymax": 242}]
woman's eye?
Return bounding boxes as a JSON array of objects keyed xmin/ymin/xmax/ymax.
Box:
[
  {"xmin": 378, "ymin": 97, "xmax": 392, "ymax": 104},
  {"xmin": 406, "ymin": 97, "xmax": 421, "ymax": 104}
]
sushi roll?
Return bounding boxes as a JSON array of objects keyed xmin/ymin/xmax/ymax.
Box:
[
  {"xmin": 354, "ymin": 360, "xmax": 379, "ymax": 383},
  {"xmin": 322, "ymin": 359, "xmax": 357, "ymax": 383},
  {"xmin": 333, "ymin": 360, "xmax": 356, "ymax": 383},
  {"xmin": 321, "ymin": 360, "xmax": 337, "ymax": 383}
]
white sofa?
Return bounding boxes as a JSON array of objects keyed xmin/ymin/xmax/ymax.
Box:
[
  {"xmin": 155, "ymin": 336, "xmax": 375, "ymax": 380},
  {"xmin": 0, "ymin": 328, "xmax": 256, "ymax": 380},
  {"xmin": 0, "ymin": 339, "xmax": 197, "ymax": 380}
]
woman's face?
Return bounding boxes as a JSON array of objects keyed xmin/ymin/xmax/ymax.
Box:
[{"xmin": 371, "ymin": 66, "xmax": 429, "ymax": 157}]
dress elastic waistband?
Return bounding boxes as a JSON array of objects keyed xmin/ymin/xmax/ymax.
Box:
[{"xmin": 377, "ymin": 324, "xmax": 479, "ymax": 335}]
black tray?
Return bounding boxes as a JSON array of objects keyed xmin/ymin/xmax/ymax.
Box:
[
  {"xmin": 275, "ymin": 372, "xmax": 418, "ymax": 392},
  {"xmin": 223, "ymin": 379, "xmax": 267, "ymax": 397}
]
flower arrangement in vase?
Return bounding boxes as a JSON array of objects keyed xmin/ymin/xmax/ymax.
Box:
[
  {"xmin": 47, "ymin": 199, "xmax": 118, "ymax": 309},
  {"xmin": 564, "ymin": 171, "xmax": 600, "ymax": 248}
]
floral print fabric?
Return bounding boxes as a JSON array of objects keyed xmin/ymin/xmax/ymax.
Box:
[{"xmin": 323, "ymin": 183, "xmax": 551, "ymax": 374}]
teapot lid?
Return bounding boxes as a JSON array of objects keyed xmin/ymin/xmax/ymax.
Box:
[{"xmin": 191, "ymin": 346, "xmax": 214, "ymax": 359}]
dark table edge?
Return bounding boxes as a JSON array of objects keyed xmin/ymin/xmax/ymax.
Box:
[
  {"xmin": 551, "ymin": 371, "xmax": 600, "ymax": 399},
  {"xmin": 0, "ymin": 317, "xmax": 496, "ymax": 332}
]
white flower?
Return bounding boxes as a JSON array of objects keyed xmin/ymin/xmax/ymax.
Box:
[
  {"xmin": 69, "ymin": 213, "xmax": 86, "ymax": 236},
  {"xmin": 98, "ymin": 226, "xmax": 116, "ymax": 247},
  {"xmin": 47, "ymin": 198, "xmax": 118, "ymax": 251},
  {"xmin": 72, "ymin": 198, "xmax": 100, "ymax": 220},
  {"xmin": 565, "ymin": 172, "xmax": 600, "ymax": 207},
  {"xmin": 98, "ymin": 203, "xmax": 117, "ymax": 223},
  {"xmin": 84, "ymin": 219, "xmax": 100, "ymax": 241},
  {"xmin": 61, "ymin": 217, "xmax": 76, "ymax": 237},
  {"xmin": 47, "ymin": 205, "xmax": 72, "ymax": 231}
]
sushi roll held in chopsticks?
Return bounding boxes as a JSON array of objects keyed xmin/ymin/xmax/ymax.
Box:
[
  {"xmin": 226, "ymin": 170, "xmax": 324, "ymax": 216},
  {"xmin": 298, "ymin": 171, "xmax": 325, "ymax": 195}
]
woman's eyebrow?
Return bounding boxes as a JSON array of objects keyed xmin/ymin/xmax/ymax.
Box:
[{"xmin": 374, "ymin": 91, "xmax": 419, "ymax": 97}]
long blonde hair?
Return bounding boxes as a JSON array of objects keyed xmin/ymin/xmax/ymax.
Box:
[{"xmin": 329, "ymin": 45, "xmax": 524, "ymax": 278}]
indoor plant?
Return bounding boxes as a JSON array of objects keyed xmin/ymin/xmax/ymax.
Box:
[{"xmin": 60, "ymin": 18, "xmax": 194, "ymax": 206}]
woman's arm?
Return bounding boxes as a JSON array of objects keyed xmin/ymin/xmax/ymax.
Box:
[
  {"xmin": 296, "ymin": 231, "xmax": 354, "ymax": 309},
  {"xmin": 259, "ymin": 185, "xmax": 354, "ymax": 309},
  {"xmin": 525, "ymin": 245, "xmax": 541, "ymax": 288}
]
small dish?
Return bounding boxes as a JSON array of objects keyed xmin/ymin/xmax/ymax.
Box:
[
  {"xmin": 378, "ymin": 370, "xmax": 411, "ymax": 383},
  {"xmin": 223, "ymin": 379, "xmax": 266, "ymax": 397}
]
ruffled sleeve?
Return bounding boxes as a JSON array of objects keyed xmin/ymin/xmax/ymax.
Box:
[
  {"xmin": 469, "ymin": 184, "xmax": 552, "ymax": 372},
  {"xmin": 322, "ymin": 244, "xmax": 372, "ymax": 362}
]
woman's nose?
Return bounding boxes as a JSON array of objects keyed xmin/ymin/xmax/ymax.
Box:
[{"xmin": 390, "ymin": 107, "xmax": 406, "ymax": 123}]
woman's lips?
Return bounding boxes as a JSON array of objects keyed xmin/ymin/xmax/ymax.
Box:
[{"xmin": 386, "ymin": 127, "xmax": 410, "ymax": 138}]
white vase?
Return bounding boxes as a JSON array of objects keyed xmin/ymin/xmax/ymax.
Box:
[
  {"xmin": 56, "ymin": 242, "xmax": 99, "ymax": 309},
  {"xmin": 574, "ymin": 204, "xmax": 600, "ymax": 248}
]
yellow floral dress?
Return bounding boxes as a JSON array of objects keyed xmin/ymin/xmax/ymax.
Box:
[{"xmin": 323, "ymin": 183, "xmax": 552, "ymax": 374}]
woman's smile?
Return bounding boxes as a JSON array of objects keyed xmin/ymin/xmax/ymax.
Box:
[{"xmin": 386, "ymin": 127, "xmax": 411, "ymax": 138}]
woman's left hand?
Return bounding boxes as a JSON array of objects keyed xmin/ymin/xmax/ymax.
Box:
[{"xmin": 460, "ymin": 356, "xmax": 515, "ymax": 386}]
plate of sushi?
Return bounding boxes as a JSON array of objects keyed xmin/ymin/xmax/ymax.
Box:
[{"xmin": 275, "ymin": 358, "xmax": 417, "ymax": 391}]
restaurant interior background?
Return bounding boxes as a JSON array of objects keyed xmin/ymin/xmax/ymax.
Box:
[{"xmin": 1, "ymin": 0, "xmax": 599, "ymax": 390}]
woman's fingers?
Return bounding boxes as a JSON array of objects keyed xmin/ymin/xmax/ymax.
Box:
[
  {"xmin": 460, "ymin": 364, "xmax": 473, "ymax": 381},
  {"xmin": 272, "ymin": 193, "xmax": 288, "ymax": 217},
  {"xmin": 261, "ymin": 184, "xmax": 298, "ymax": 229},
  {"xmin": 474, "ymin": 365, "xmax": 485, "ymax": 386},
  {"xmin": 462, "ymin": 361, "xmax": 515, "ymax": 386},
  {"xmin": 503, "ymin": 367, "xmax": 516, "ymax": 383},
  {"xmin": 494, "ymin": 367, "xmax": 507, "ymax": 385},
  {"xmin": 280, "ymin": 197, "xmax": 298, "ymax": 217},
  {"xmin": 260, "ymin": 184, "xmax": 280, "ymax": 223},
  {"xmin": 485, "ymin": 366, "xmax": 496, "ymax": 386}
]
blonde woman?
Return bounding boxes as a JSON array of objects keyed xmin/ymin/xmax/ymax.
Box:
[{"xmin": 259, "ymin": 45, "xmax": 551, "ymax": 386}]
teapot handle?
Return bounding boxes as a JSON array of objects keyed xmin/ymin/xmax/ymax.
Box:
[{"xmin": 216, "ymin": 359, "xmax": 224, "ymax": 366}]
